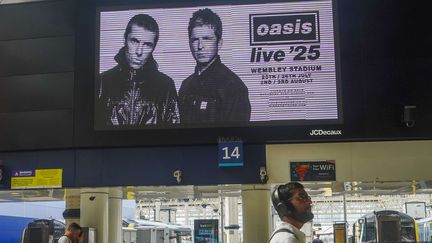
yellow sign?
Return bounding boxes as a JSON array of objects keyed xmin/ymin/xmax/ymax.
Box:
[
  {"xmin": 126, "ymin": 186, "xmax": 136, "ymax": 200},
  {"xmin": 11, "ymin": 169, "xmax": 62, "ymax": 189},
  {"xmin": 333, "ymin": 223, "xmax": 347, "ymax": 243}
]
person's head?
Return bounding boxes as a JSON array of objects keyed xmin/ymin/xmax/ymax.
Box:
[
  {"xmin": 123, "ymin": 14, "xmax": 159, "ymax": 70},
  {"xmin": 272, "ymin": 182, "xmax": 313, "ymax": 227},
  {"xmin": 65, "ymin": 222, "xmax": 82, "ymax": 240},
  {"xmin": 188, "ymin": 8, "xmax": 223, "ymax": 65}
]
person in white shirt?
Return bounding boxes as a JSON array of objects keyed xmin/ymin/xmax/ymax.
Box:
[
  {"xmin": 58, "ymin": 222, "xmax": 82, "ymax": 243},
  {"xmin": 269, "ymin": 182, "xmax": 314, "ymax": 243}
]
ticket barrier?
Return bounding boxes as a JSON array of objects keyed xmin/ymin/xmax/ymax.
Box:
[
  {"xmin": 136, "ymin": 226, "xmax": 170, "ymax": 243},
  {"xmin": 123, "ymin": 227, "xmax": 137, "ymax": 243}
]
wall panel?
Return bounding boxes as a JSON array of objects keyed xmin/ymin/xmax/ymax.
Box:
[
  {"xmin": 0, "ymin": 72, "xmax": 74, "ymax": 112},
  {"xmin": 0, "ymin": 110, "xmax": 73, "ymax": 150},
  {"xmin": 0, "ymin": 0, "xmax": 75, "ymax": 41}
]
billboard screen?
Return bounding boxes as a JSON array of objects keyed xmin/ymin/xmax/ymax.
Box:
[{"xmin": 95, "ymin": 0, "xmax": 341, "ymax": 129}]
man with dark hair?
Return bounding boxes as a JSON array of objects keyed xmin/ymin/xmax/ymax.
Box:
[
  {"xmin": 312, "ymin": 234, "xmax": 323, "ymax": 243},
  {"xmin": 269, "ymin": 182, "xmax": 314, "ymax": 243},
  {"xmin": 58, "ymin": 222, "xmax": 82, "ymax": 243},
  {"xmin": 97, "ymin": 14, "xmax": 179, "ymax": 126},
  {"xmin": 178, "ymin": 8, "xmax": 251, "ymax": 124}
]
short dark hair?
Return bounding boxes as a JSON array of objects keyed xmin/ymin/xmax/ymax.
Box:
[
  {"xmin": 188, "ymin": 8, "xmax": 222, "ymax": 41},
  {"xmin": 272, "ymin": 182, "xmax": 304, "ymax": 218},
  {"xmin": 67, "ymin": 222, "xmax": 82, "ymax": 232},
  {"xmin": 124, "ymin": 14, "xmax": 159, "ymax": 45},
  {"xmin": 277, "ymin": 182, "xmax": 304, "ymax": 202}
]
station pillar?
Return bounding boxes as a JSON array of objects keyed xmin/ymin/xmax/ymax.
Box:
[
  {"xmin": 155, "ymin": 200, "xmax": 161, "ymax": 221},
  {"xmin": 80, "ymin": 188, "xmax": 109, "ymax": 243},
  {"xmin": 241, "ymin": 185, "xmax": 271, "ymax": 243},
  {"xmin": 224, "ymin": 197, "xmax": 240, "ymax": 243},
  {"xmin": 64, "ymin": 188, "xmax": 81, "ymax": 227},
  {"xmin": 108, "ymin": 188, "xmax": 123, "ymax": 243}
]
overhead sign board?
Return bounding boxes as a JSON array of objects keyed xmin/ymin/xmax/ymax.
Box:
[
  {"xmin": 218, "ymin": 139, "xmax": 244, "ymax": 167},
  {"xmin": 11, "ymin": 169, "xmax": 62, "ymax": 189}
]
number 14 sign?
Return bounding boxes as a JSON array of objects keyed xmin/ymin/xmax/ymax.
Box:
[{"xmin": 218, "ymin": 141, "xmax": 244, "ymax": 167}]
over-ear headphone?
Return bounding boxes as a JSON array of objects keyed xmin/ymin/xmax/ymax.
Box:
[{"xmin": 272, "ymin": 184, "xmax": 295, "ymax": 217}]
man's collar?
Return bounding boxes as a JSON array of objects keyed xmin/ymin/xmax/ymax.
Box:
[
  {"xmin": 280, "ymin": 221, "xmax": 306, "ymax": 239},
  {"xmin": 283, "ymin": 216, "xmax": 305, "ymax": 230},
  {"xmin": 195, "ymin": 55, "xmax": 220, "ymax": 76}
]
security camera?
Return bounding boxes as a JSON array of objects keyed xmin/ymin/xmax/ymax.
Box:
[
  {"xmin": 403, "ymin": 105, "xmax": 416, "ymax": 128},
  {"xmin": 173, "ymin": 170, "xmax": 182, "ymax": 184},
  {"xmin": 259, "ymin": 167, "xmax": 268, "ymax": 184}
]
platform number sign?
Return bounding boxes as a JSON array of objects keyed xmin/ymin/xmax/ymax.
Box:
[{"xmin": 218, "ymin": 141, "xmax": 244, "ymax": 167}]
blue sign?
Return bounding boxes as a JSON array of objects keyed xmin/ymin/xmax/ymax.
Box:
[
  {"xmin": 194, "ymin": 219, "xmax": 218, "ymax": 243},
  {"xmin": 12, "ymin": 170, "xmax": 35, "ymax": 177},
  {"xmin": 218, "ymin": 141, "xmax": 244, "ymax": 167}
]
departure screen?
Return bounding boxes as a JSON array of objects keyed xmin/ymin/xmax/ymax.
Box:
[{"xmin": 95, "ymin": 0, "xmax": 340, "ymax": 129}]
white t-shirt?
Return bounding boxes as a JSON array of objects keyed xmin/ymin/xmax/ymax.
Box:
[
  {"xmin": 58, "ymin": 235, "xmax": 72, "ymax": 243},
  {"xmin": 269, "ymin": 222, "xmax": 306, "ymax": 243}
]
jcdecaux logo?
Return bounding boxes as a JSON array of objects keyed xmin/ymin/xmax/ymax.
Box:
[{"xmin": 309, "ymin": 129, "xmax": 342, "ymax": 136}]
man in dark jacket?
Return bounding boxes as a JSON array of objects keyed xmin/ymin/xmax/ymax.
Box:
[
  {"xmin": 178, "ymin": 8, "xmax": 251, "ymax": 124},
  {"xmin": 97, "ymin": 14, "xmax": 179, "ymax": 126},
  {"xmin": 312, "ymin": 234, "xmax": 324, "ymax": 243}
]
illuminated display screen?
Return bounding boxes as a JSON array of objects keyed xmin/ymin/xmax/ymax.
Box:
[
  {"xmin": 194, "ymin": 219, "xmax": 218, "ymax": 243},
  {"xmin": 95, "ymin": 0, "xmax": 340, "ymax": 129}
]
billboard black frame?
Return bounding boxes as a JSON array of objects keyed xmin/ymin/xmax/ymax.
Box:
[
  {"xmin": 75, "ymin": 0, "xmax": 346, "ymax": 148},
  {"xmin": 73, "ymin": 0, "xmax": 432, "ymax": 150}
]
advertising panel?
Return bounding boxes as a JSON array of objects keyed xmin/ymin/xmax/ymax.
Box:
[
  {"xmin": 95, "ymin": 0, "xmax": 340, "ymax": 129},
  {"xmin": 290, "ymin": 160, "xmax": 335, "ymax": 181},
  {"xmin": 194, "ymin": 219, "xmax": 218, "ymax": 243}
]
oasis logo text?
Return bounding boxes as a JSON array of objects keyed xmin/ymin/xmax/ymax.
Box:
[
  {"xmin": 309, "ymin": 129, "xmax": 342, "ymax": 136},
  {"xmin": 250, "ymin": 11, "xmax": 319, "ymax": 46}
]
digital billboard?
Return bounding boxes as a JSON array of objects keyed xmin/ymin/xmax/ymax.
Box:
[
  {"xmin": 194, "ymin": 219, "xmax": 218, "ymax": 243},
  {"xmin": 95, "ymin": 0, "xmax": 341, "ymax": 129}
]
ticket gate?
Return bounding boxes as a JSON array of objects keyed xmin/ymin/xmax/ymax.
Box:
[
  {"xmin": 123, "ymin": 227, "xmax": 137, "ymax": 243},
  {"xmin": 136, "ymin": 226, "xmax": 169, "ymax": 243}
]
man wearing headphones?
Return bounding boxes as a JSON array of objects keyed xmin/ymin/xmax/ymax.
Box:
[{"xmin": 269, "ymin": 182, "xmax": 314, "ymax": 243}]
